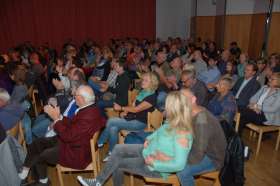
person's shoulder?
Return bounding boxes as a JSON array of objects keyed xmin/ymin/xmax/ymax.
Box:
[{"xmin": 194, "ymin": 109, "xmax": 219, "ymax": 124}]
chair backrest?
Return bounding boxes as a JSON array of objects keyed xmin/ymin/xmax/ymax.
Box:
[
  {"xmin": 234, "ymin": 112, "xmax": 241, "ymax": 132},
  {"xmin": 7, "ymin": 120, "xmax": 26, "ymax": 151},
  {"xmin": 128, "ymin": 89, "xmax": 139, "ymax": 106},
  {"xmin": 147, "ymin": 109, "xmax": 164, "ymax": 131},
  {"xmin": 90, "ymin": 131, "xmax": 100, "ymax": 176}
]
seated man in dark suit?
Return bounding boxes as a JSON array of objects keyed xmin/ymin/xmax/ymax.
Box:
[
  {"xmin": 232, "ymin": 63, "xmax": 260, "ymax": 111},
  {"xmin": 18, "ymin": 85, "xmax": 106, "ymax": 186}
]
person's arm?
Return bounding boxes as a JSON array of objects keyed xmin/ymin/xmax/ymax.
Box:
[
  {"xmin": 188, "ymin": 119, "xmax": 209, "ymax": 164},
  {"xmin": 122, "ymin": 101, "xmax": 152, "ymax": 113},
  {"xmin": 151, "ymin": 134, "xmax": 193, "ymax": 172},
  {"xmin": 262, "ymin": 93, "xmax": 280, "ymax": 113}
]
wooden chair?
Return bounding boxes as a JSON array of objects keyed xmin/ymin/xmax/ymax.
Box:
[
  {"xmin": 128, "ymin": 89, "xmax": 139, "ymax": 106},
  {"xmin": 56, "ymin": 131, "xmax": 101, "ymax": 186},
  {"xmin": 234, "ymin": 112, "xmax": 241, "ymax": 132},
  {"xmin": 119, "ymin": 109, "xmax": 163, "ymax": 144},
  {"xmin": 105, "ymin": 89, "xmax": 139, "ymax": 119},
  {"xmin": 144, "ymin": 174, "xmax": 180, "ymax": 186},
  {"xmin": 31, "ymin": 89, "xmax": 43, "ymax": 116},
  {"xmin": 146, "ymin": 109, "xmax": 164, "ymax": 132},
  {"xmin": 199, "ymin": 171, "xmax": 221, "ymax": 186},
  {"xmin": 7, "ymin": 120, "xmax": 27, "ymax": 151},
  {"xmin": 246, "ymin": 123, "xmax": 280, "ymax": 157},
  {"xmin": 140, "ymin": 171, "xmax": 220, "ymax": 186}
]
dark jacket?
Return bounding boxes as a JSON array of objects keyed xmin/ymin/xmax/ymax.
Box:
[
  {"xmin": 219, "ymin": 120, "xmax": 245, "ymax": 186},
  {"xmin": 188, "ymin": 109, "xmax": 227, "ymax": 170},
  {"xmin": 232, "ymin": 77, "xmax": 260, "ymax": 109},
  {"xmin": 108, "ymin": 72, "xmax": 130, "ymax": 106},
  {"xmin": 54, "ymin": 104, "xmax": 106, "ymax": 169}
]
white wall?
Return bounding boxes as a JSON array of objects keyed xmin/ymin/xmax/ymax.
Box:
[
  {"xmin": 156, "ymin": 0, "xmax": 192, "ymax": 40},
  {"xmin": 197, "ymin": 0, "xmax": 216, "ymax": 16},
  {"xmin": 196, "ymin": 0, "xmax": 280, "ymax": 16}
]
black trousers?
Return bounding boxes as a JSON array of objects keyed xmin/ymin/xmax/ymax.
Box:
[
  {"xmin": 238, "ymin": 107, "xmax": 267, "ymax": 135},
  {"xmin": 23, "ymin": 136, "xmax": 59, "ymax": 179}
]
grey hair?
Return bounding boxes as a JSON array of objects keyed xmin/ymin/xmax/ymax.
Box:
[
  {"xmin": 0, "ymin": 88, "xmax": 10, "ymax": 102},
  {"xmin": 77, "ymin": 85, "xmax": 95, "ymax": 104}
]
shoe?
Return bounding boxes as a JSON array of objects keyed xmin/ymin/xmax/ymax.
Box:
[
  {"xmin": 21, "ymin": 178, "xmax": 31, "ymax": 186},
  {"xmin": 25, "ymin": 179, "xmax": 51, "ymax": 186},
  {"xmin": 102, "ymin": 152, "xmax": 111, "ymax": 162},
  {"xmin": 77, "ymin": 176, "xmax": 101, "ymax": 186}
]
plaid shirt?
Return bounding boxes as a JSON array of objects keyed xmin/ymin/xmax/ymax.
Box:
[{"xmin": 106, "ymin": 70, "xmax": 118, "ymax": 88}]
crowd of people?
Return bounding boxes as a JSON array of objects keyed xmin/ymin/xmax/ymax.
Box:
[{"xmin": 0, "ymin": 37, "xmax": 280, "ymax": 186}]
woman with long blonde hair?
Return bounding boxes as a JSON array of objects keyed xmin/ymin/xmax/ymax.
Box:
[{"xmin": 78, "ymin": 91, "xmax": 193, "ymax": 186}]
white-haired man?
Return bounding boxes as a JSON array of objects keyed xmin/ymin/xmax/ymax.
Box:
[
  {"xmin": 19, "ymin": 85, "xmax": 106, "ymax": 186},
  {"xmin": 0, "ymin": 88, "xmax": 24, "ymax": 130}
]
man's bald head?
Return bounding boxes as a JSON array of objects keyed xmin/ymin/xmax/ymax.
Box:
[
  {"xmin": 75, "ymin": 85, "xmax": 95, "ymax": 107},
  {"xmin": 180, "ymin": 88, "xmax": 197, "ymax": 106}
]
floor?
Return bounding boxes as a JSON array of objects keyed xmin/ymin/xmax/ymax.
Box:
[{"xmin": 46, "ymin": 129, "xmax": 280, "ymax": 186}]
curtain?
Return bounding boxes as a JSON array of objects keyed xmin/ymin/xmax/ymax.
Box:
[{"xmin": 0, "ymin": 0, "xmax": 156, "ymax": 52}]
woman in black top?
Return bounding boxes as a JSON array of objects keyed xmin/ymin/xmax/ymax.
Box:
[{"xmin": 98, "ymin": 72, "xmax": 159, "ymax": 156}]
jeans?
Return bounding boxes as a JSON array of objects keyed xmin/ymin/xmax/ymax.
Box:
[
  {"xmin": 32, "ymin": 114, "xmax": 52, "ymax": 138},
  {"xmin": 97, "ymin": 99, "xmax": 114, "ymax": 118},
  {"xmin": 98, "ymin": 118, "xmax": 146, "ymax": 152},
  {"xmin": 88, "ymin": 79, "xmax": 102, "ymax": 97},
  {"xmin": 156, "ymin": 91, "xmax": 167, "ymax": 112},
  {"xmin": 22, "ymin": 112, "xmax": 32, "ymax": 144},
  {"xmin": 96, "ymin": 144, "xmax": 161, "ymax": 186},
  {"xmin": 176, "ymin": 155, "xmax": 216, "ymax": 186}
]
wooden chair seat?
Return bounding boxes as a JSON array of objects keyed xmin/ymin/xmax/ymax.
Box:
[
  {"xmin": 7, "ymin": 120, "xmax": 26, "ymax": 151},
  {"xmin": 246, "ymin": 123, "xmax": 280, "ymax": 157},
  {"xmin": 56, "ymin": 131, "xmax": 100, "ymax": 186},
  {"xmin": 144, "ymin": 174, "xmax": 180, "ymax": 186},
  {"xmin": 199, "ymin": 171, "xmax": 220, "ymax": 186},
  {"xmin": 140, "ymin": 171, "xmax": 220, "ymax": 186}
]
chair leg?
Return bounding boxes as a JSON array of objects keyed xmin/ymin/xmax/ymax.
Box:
[
  {"xmin": 249, "ymin": 130, "xmax": 253, "ymax": 138},
  {"xmin": 213, "ymin": 178, "xmax": 221, "ymax": 186},
  {"xmin": 256, "ymin": 131, "xmax": 263, "ymax": 157},
  {"xmin": 130, "ymin": 175, "xmax": 134, "ymax": 186},
  {"xmin": 275, "ymin": 130, "xmax": 280, "ymax": 151},
  {"xmin": 56, "ymin": 166, "xmax": 64, "ymax": 186}
]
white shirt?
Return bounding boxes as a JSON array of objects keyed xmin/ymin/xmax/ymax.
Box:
[
  {"xmin": 235, "ymin": 77, "xmax": 252, "ymax": 99},
  {"xmin": 256, "ymin": 88, "xmax": 270, "ymax": 109}
]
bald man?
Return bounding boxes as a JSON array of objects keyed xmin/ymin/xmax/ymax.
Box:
[
  {"xmin": 177, "ymin": 89, "xmax": 226, "ymax": 186},
  {"xmin": 19, "ymin": 85, "xmax": 106, "ymax": 186}
]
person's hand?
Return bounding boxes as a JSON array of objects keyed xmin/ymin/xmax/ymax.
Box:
[
  {"xmin": 113, "ymin": 103, "xmax": 122, "ymax": 111},
  {"xmin": 44, "ymin": 105, "xmax": 61, "ymax": 121},
  {"xmin": 253, "ymin": 107, "xmax": 261, "ymax": 114},
  {"xmin": 119, "ymin": 111, "xmax": 127, "ymax": 118},
  {"xmin": 154, "ymin": 151, "xmax": 172, "ymax": 161},
  {"xmin": 100, "ymin": 83, "xmax": 109, "ymax": 92},
  {"xmin": 90, "ymin": 76, "xmax": 99, "ymax": 82},
  {"xmin": 145, "ymin": 156, "xmax": 154, "ymax": 166},
  {"xmin": 144, "ymin": 140, "xmax": 149, "ymax": 148}
]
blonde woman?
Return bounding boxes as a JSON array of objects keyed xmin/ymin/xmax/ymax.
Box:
[
  {"xmin": 78, "ymin": 91, "xmax": 193, "ymax": 186},
  {"xmin": 98, "ymin": 72, "xmax": 159, "ymax": 159}
]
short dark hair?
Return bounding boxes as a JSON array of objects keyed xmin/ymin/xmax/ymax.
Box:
[{"xmin": 247, "ymin": 62, "xmax": 258, "ymax": 72}]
